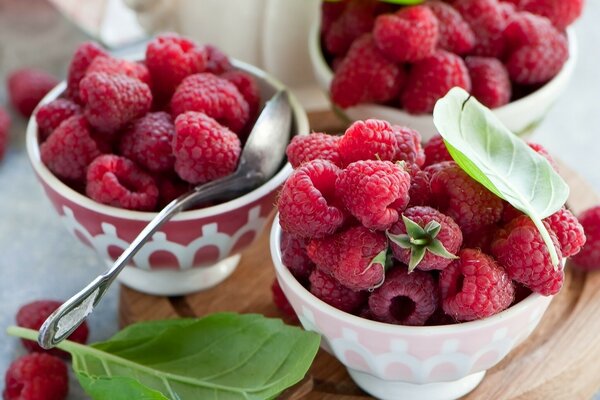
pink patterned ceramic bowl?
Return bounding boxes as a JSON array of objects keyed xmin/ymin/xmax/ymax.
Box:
[
  {"xmin": 26, "ymin": 61, "xmax": 309, "ymax": 296},
  {"xmin": 270, "ymin": 217, "xmax": 554, "ymax": 400}
]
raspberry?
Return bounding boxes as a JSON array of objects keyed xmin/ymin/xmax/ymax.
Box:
[
  {"xmin": 278, "ymin": 160, "xmax": 345, "ymax": 238},
  {"xmin": 454, "ymin": 0, "xmax": 509, "ymax": 57},
  {"xmin": 501, "ymin": 202, "xmax": 524, "ymax": 223},
  {"xmin": 80, "ymin": 72, "xmax": 152, "ymax": 133},
  {"xmin": 388, "ymin": 206, "xmax": 463, "ymax": 271},
  {"xmin": 86, "ymin": 155, "xmax": 159, "ymax": 211},
  {"xmin": 172, "ymin": 111, "xmax": 241, "ymax": 185},
  {"xmin": 423, "ymin": 135, "xmax": 453, "ymax": 167},
  {"xmin": 286, "ymin": 132, "xmax": 341, "ymax": 168},
  {"xmin": 428, "ymin": 1, "xmax": 476, "ymax": 54},
  {"xmin": 145, "ymin": 33, "xmax": 207, "ymax": 97},
  {"xmin": 521, "ymin": 0, "xmax": 584, "ymax": 30},
  {"xmin": 373, "ymin": 6, "xmax": 439, "ymax": 63},
  {"xmin": 40, "ymin": 115, "xmax": 104, "ymax": 183},
  {"xmin": 393, "ymin": 126, "xmax": 425, "ymax": 166},
  {"xmin": 544, "ymin": 207, "xmax": 585, "ymax": 258},
  {"xmin": 0, "ymin": 107, "xmax": 11, "ymax": 161},
  {"xmin": 221, "ymin": 70, "xmax": 260, "ymax": 121},
  {"xmin": 309, "ymin": 268, "xmax": 367, "ymax": 313},
  {"xmin": 400, "ymin": 50, "xmax": 471, "ymax": 115},
  {"xmin": 406, "ymin": 164, "xmax": 432, "ymax": 207},
  {"xmin": 338, "ymin": 119, "xmax": 397, "ymax": 165},
  {"xmin": 528, "ymin": 142, "xmax": 559, "ymax": 171},
  {"xmin": 35, "ymin": 99, "xmax": 81, "ymax": 141},
  {"xmin": 306, "ymin": 234, "xmax": 340, "ymax": 276},
  {"xmin": 331, "ymin": 34, "xmax": 405, "ymax": 108},
  {"xmin": 440, "ymin": 249, "xmax": 515, "ymax": 321},
  {"xmin": 118, "ymin": 112, "xmax": 175, "ymax": 173},
  {"xmin": 3, "ymin": 353, "xmax": 68, "ymax": 400},
  {"xmin": 321, "ymin": 1, "xmax": 346, "ymax": 37},
  {"xmin": 492, "ymin": 215, "xmax": 564, "ymax": 295},
  {"xmin": 156, "ymin": 173, "xmax": 190, "ymax": 207},
  {"xmin": 571, "ymin": 206, "xmax": 600, "ymax": 271},
  {"xmin": 281, "ymin": 232, "xmax": 315, "ymax": 282},
  {"xmin": 430, "ymin": 161, "xmax": 503, "ymax": 234},
  {"xmin": 66, "ymin": 42, "xmax": 108, "ymax": 103},
  {"xmin": 499, "ymin": 1, "xmax": 518, "ymax": 19},
  {"xmin": 16, "ymin": 300, "xmax": 89, "ymax": 357},
  {"xmin": 325, "ymin": 0, "xmax": 378, "ymax": 57},
  {"xmin": 86, "ymin": 55, "xmax": 151, "ymax": 87},
  {"xmin": 336, "ymin": 160, "xmax": 411, "ymax": 230},
  {"xmin": 368, "ymin": 266, "xmax": 438, "ymax": 326},
  {"xmin": 271, "ymin": 279, "xmax": 298, "ymax": 321},
  {"xmin": 466, "ymin": 56, "xmax": 511, "ymax": 108},
  {"xmin": 171, "ymin": 73, "xmax": 249, "ymax": 134},
  {"xmin": 203, "ymin": 44, "xmax": 233, "ymax": 74},
  {"xmin": 7, "ymin": 68, "xmax": 59, "ymax": 117},
  {"xmin": 503, "ymin": 11, "xmax": 559, "ymax": 49}
]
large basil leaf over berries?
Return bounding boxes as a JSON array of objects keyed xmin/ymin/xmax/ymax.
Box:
[{"xmin": 433, "ymin": 87, "xmax": 569, "ymax": 266}]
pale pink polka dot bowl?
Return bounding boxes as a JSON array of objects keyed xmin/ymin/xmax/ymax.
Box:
[
  {"xmin": 26, "ymin": 60, "xmax": 309, "ymax": 296},
  {"xmin": 270, "ymin": 217, "xmax": 554, "ymax": 400}
]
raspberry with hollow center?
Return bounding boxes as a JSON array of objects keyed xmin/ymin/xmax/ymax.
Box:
[
  {"xmin": 466, "ymin": 56, "xmax": 511, "ymax": 109},
  {"xmin": 0, "ymin": 107, "xmax": 11, "ymax": 161},
  {"xmin": 427, "ymin": 1, "xmax": 476, "ymax": 55},
  {"xmin": 7, "ymin": 68, "xmax": 59, "ymax": 117},
  {"xmin": 281, "ymin": 232, "xmax": 315, "ymax": 282},
  {"xmin": 309, "ymin": 268, "xmax": 368, "ymax": 313},
  {"xmin": 66, "ymin": 41, "xmax": 108, "ymax": 104},
  {"xmin": 286, "ymin": 132, "xmax": 341, "ymax": 168},
  {"xmin": 544, "ymin": 207, "xmax": 586, "ymax": 258},
  {"xmin": 369, "ymin": 266, "xmax": 438, "ymax": 326},
  {"xmin": 86, "ymin": 55, "xmax": 151, "ymax": 87},
  {"xmin": 571, "ymin": 206, "xmax": 600, "ymax": 271},
  {"xmin": 35, "ymin": 99, "xmax": 81, "ymax": 141},
  {"xmin": 338, "ymin": 119, "xmax": 398, "ymax": 165},
  {"xmin": 392, "ymin": 126, "xmax": 425, "ymax": 167},
  {"xmin": 440, "ymin": 249, "xmax": 515, "ymax": 321},
  {"xmin": 3, "ymin": 353, "xmax": 68, "ymax": 400}
]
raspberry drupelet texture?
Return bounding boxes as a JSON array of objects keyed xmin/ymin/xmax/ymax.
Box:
[
  {"xmin": 521, "ymin": 0, "xmax": 584, "ymax": 30},
  {"xmin": 571, "ymin": 206, "xmax": 600, "ymax": 271},
  {"xmin": 278, "ymin": 159, "xmax": 345, "ymax": 238},
  {"xmin": 427, "ymin": 1, "xmax": 476, "ymax": 55},
  {"xmin": 492, "ymin": 215, "xmax": 564, "ymax": 295},
  {"xmin": 336, "ymin": 160, "xmax": 411, "ymax": 230},
  {"xmin": 172, "ymin": 111, "xmax": 241, "ymax": 185},
  {"xmin": 440, "ymin": 249, "xmax": 515, "ymax": 321},
  {"xmin": 3, "ymin": 353, "xmax": 68, "ymax": 400},
  {"xmin": 454, "ymin": 0, "xmax": 509, "ymax": 57},
  {"xmin": 544, "ymin": 207, "xmax": 585, "ymax": 258},
  {"xmin": 368, "ymin": 266, "xmax": 438, "ymax": 326},
  {"xmin": 271, "ymin": 279, "xmax": 297, "ymax": 321},
  {"xmin": 170, "ymin": 73, "xmax": 250, "ymax": 134},
  {"xmin": 286, "ymin": 132, "xmax": 341, "ymax": 168},
  {"xmin": 309, "ymin": 268, "xmax": 368, "ymax": 313},
  {"xmin": 86, "ymin": 55, "xmax": 152, "ymax": 87},
  {"xmin": 0, "ymin": 107, "xmax": 11, "ymax": 161},
  {"xmin": 7, "ymin": 68, "xmax": 59, "ymax": 117},
  {"xmin": 406, "ymin": 164, "xmax": 433, "ymax": 207},
  {"xmin": 66, "ymin": 42, "xmax": 108, "ymax": 104},
  {"xmin": 203, "ymin": 44, "xmax": 233, "ymax": 74},
  {"xmin": 221, "ymin": 70, "xmax": 261, "ymax": 122},
  {"xmin": 79, "ymin": 72, "xmax": 152, "ymax": 133},
  {"xmin": 373, "ymin": 5, "xmax": 439, "ymax": 63},
  {"xmin": 401, "ymin": 50, "xmax": 471, "ymax": 115},
  {"xmin": 331, "ymin": 34, "xmax": 405, "ymax": 108},
  {"xmin": 35, "ymin": 99, "xmax": 81, "ymax": 141},
  {"xmin": 86, "ymin": 155, "xmax": 159, "ymax": 211},
  {"xmin": 16, "ymin": 300, "xmax": 89, "ymax": 357},
  {"xmin": 423, "ymin": 135, "xmax": 453, "ymax": 167},
  {"xmin": 306, "ymin": 233, "xmax": 340, "ymax": 276},
  {"xmin": 281, "ymin": 232, "xmax": 315, "ymax": 282},
  {"xmin": 338, "ymin": 119, "xmax": 397, "ymax": 165},
  {"xmin": 392, "ymin": 126, "xmax": 425, "ymax": 167},
  {"xmin": 40, "ymin": 115, "xmax": 104, "ymax": 183},
  {"xmin": 324, "ymin": 0, "xmax": 378, "ymax": 57},
  {"xmin": 119, "ymin": 111, "xmax": 175, "ymax": 173},
  {"xmin": 466, "ymin": 56, "xmax": 511, "ymax": 108}
]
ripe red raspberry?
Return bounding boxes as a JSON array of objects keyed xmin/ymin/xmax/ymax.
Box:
[
  {"xmin": 373, "ymin": 6, "xmax": 439, "ymax": 63},
  {"xmin": 466, "ymin": 56, "xmax": 511, "ymax": 108},
  {"xmin": 281, "ymin": 232, "xmax": 315, "ymax": 282},
  {"xmin": 571, "ymin": 206, "xmax": 600, "ymax": 271},
  {"xmin": 528, "ymin": 142, "xmax": 559, "ymax": 171},
  {"xmin": 35, "ymin": 99, "xmax": 81, "ymax": 141},
  {"xmin": 521, "ymin": 0, "xmax": 584, "ymax": 30},
  {"xmin": 221, "ymin": 70, "xmax": 260, "ymax": 121},
  {"xmin": 7, "ymin": 68, "xmax": 59, "ymax": 117},
  {"xmin": 145, "ymin": 33, "xmax": 207, "ymax": 97},
  {"xmin": 423, "ymin": 135, "xmax": 452, "ymax": 167},
  {"xmin": 309, "ymin": 268, "xmax": 367, "ymax": 313},
  {"xmin": 79, "ymin": 72, "xmax": 152, "ymax": 133},
  {"xmin": 336, "ymin": 160, "xmax": 410, "ymax": 230},
  {"xmin": 492, "ymin": 215, "xmax": 564, "ymax": 295},
  {"xmin": 440, "ymin": 249, "xmax": 515, "ymax": 321},
  {"xmin": 324, "ymin": 0, "xmax": 378, "ymax": 57},
  {"xmin": 171, "ymin": 73, "xmax": 249, "ymax": 134},
  {"xmin": 40, "ymin": 115, "xmax": 103, "ymax": 183},
  {"xmin": 0, "ymin": 107, "xmax": 11, "ymax": 161},
  {"xmin": 3, "ymin": 353, "xmax": 68, "ymax": 400},
  {"xmin": 16, "ymin": 300, "xmax": 89, "ymax": 357},
  {"xmin": 172, "ymin": 111, "xmax": 241, "ymax": 185},
  {"xmin": 338, "ymin": 119, "xmax": 397, "ymax": 165},
  {"xmin": 501, "ymin": 202, "xmax": 524, "ymax": 223},
  {"xmin": 388, "ymin": 206, "xmax": 463, "ymax": 271},
  {"xmin": 118, "ymin": 112, "xmax": 175, "ymax": 173},
  {"xmin": 400, "ymin": 50, "xmax": 471, "ymax": 114},
  {"xmin": 203, "ymin": 44, "xmax": 233, "ymax": 74},
  {"xmin": 278, "ymin": 160, "xmax": 345, "ymax": 238},
  {"xmin": 271, "ymin": 279, "xmax": 298, "ymax": 321},
  {"xmin": 86, "ymin": 155, "xmax": 159, "ymax": 211},
  {"xmin": 454, "ymin": 0, "xmax": 509, "ymax": 57},
  {"xmin": 86, "ymin": 55, "xmax": 151, "ymax": 87},
  {"xmin": 66, "ymin": 42, "xmax": 108, "ymax": 104},
  {"xmin": 430, "ymin": 161, "xmax": 503, "ymax": 234},
  {"xmin": 321, "ymin": 1, "xmax": 346, "ymax": 37},
  {"xmin": 544, "ymin": 207, "xmax": 585, "ymax": 258},
  {"xmin": 406, "ymin": 164, "xmax": 433, "ymax": 207},
  {"xmin": 286, "ymin": 132, "xmax": 341, "ymax": 168},
  {"xmin": 306, "ymin": 233, "xmax": 340, "ymax": 276},
  {"xmin": 504, "ymin": 11, "xmax": 558, "ymax": 49},
  {"xmin": 499, "ymin": 1, "xmax": 518, "ymax": 19},
  {"xmin": 331, "ymin": 34, "xmax": 405, "ymax": 109},
  {"xmin": 428, "ymin": 1, "xmax": 476, "ymax": 55},
  {"xmin": 369, "ymin": 266, "xmax": 438, "ymax": 326},
  {"xmin": 392, "ymin": 126, "xmax": 425, "ymax": 167},
  {"xmin": 156, "ymin": 173, "xmax": 190, "ymax": 207}
]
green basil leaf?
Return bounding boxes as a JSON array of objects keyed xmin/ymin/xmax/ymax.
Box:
[
  {"xmin": 77, "ymin": 373, "xmax": 170, "ymax": 400},
  {"xmin": 433, "ymin": 88, "xmax": 569, "ymax": 266}
]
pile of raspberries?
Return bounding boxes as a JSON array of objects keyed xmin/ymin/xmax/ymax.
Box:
[
  {"xmin": 36, "ymin": 34, "xmax": 261, "ymax": 211},
  {"xmin": 324, "ymin": 0, "xmax": 583, "ymax": 114},
  {"xmin": 274, "ymin": 119, "xmax": 588, "ymax": 325}
]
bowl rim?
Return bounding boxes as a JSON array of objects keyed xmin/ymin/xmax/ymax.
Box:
[
  {"xmin": 26, "ymin": 59, "xmax": 309, "ymax": 222},
  {"xmin": 270, "ymin": 215, "xmax": 553, "ymax": 336}
]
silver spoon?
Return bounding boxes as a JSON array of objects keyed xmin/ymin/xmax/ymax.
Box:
[{"xmin": 38, "ymin": 90, "xmax": 292, "ymax": 349}]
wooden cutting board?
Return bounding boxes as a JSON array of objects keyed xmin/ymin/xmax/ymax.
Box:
[{"xmin": 119, "ymin": 112, "xmax": 600, "ymax": 399}]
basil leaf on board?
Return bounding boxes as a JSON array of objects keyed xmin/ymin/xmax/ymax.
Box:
[
  {"xmin": 433, "ymin": 87, "xmax": 569, "ymax": 266},
  {"xmin": 8, "ymin": 313, "xmax": 320, "ymax": 400}
]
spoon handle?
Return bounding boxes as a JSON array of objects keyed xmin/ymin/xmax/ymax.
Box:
[{"xmin": 37, "ymin": 171, "xmax": 260, "ymax": 349}]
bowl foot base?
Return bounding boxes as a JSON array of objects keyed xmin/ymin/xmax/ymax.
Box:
[
  {"xmin": 117, "ymin": 254, "xmax": 241, "ymax": 296},
  {"xmin": 347, "ymin": 369, "xmax": 486, "ymax": 400}
]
